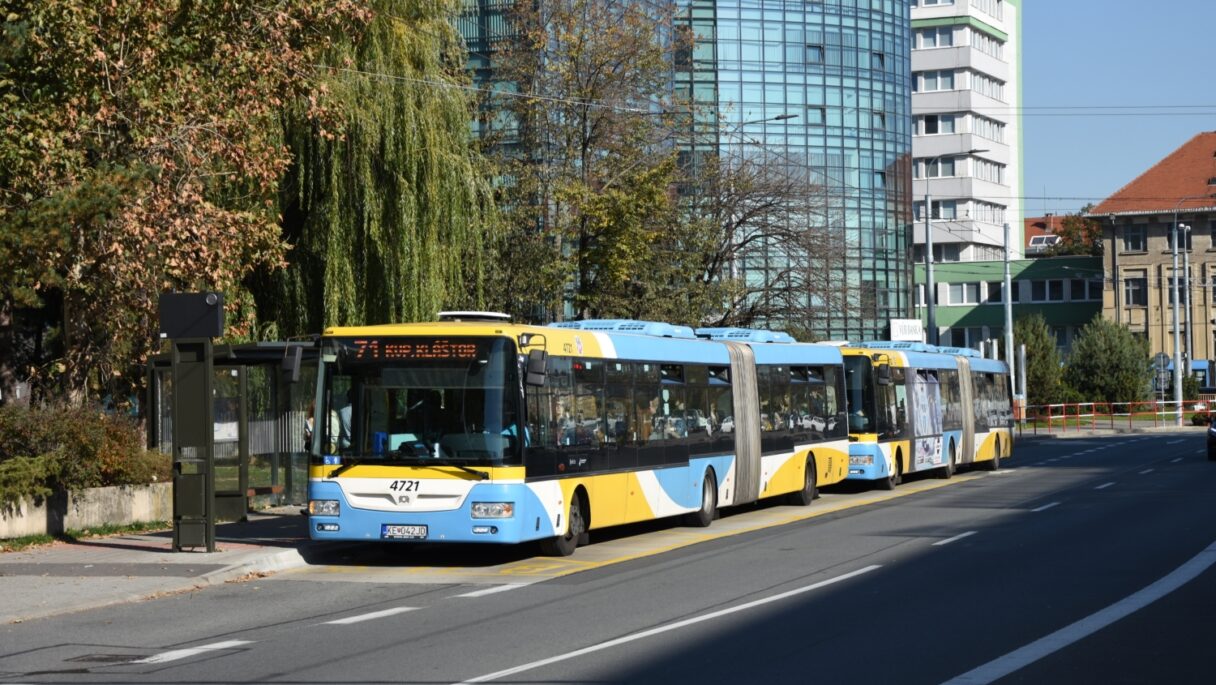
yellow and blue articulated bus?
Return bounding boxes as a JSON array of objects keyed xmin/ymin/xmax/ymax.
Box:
[
  {"xmin": 841, "ymin": 342, "xmax": 1013, "ymax": 490},
  {"xmin": 307, "ymin": 313, "xmax": 850, "ymax": 555}
]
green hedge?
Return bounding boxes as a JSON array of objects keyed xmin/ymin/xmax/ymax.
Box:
[{"xmin": 0, "ymin": 405, "xmax": 171, "ymax": 506}]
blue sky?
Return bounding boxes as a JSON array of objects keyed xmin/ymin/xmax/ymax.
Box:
[{"xmin": 1021, "ymin": 0, "xmax": 1216, "ymax": 218}]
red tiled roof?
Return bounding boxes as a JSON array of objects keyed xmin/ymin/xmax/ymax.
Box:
[{"xmin": 1091, "ymin": 132, "xmax": 1216, "ymax": 216}]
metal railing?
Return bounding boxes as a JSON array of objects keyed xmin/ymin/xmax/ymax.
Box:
[{"xmin": 1018, "ymin": 400, "xmax": 1212, "ymax": 435}]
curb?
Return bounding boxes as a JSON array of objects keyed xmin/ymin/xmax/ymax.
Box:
[{"xmin": 198, "ymin": 547, "xmax": 311, "ymax": 586}]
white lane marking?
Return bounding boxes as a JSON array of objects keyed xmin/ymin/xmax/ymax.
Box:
[
  {"xmin": 453, "ymin": 584, "xmax": 528, "ymax": 598},
  {"xmin": 323, "ymin": 607, "xmax": 418, "ymax": 625},
  {"xmin": 1166, "ymin": 439, "xmax": 1185, "ymax": 445},
  {"xmin": 1031, "ymin": 502, "xmax": 1061, "ymax": 513},
  {"xmin": 1094, "ymin": 482, "xmax": 1115, "ymax": 490},
  {"xmin": 132, "ymin": 640, "xmax": 253, "ymax": 665},
  {"xmin": 1178, "ymin": 456, "xmax": 1189, "ymax": 461},
  {"xmin": 943, "ymin": 541, "xmax": 1216, "ymax": 685},
  {"xmin": 457, "ymin": 565, "xmax": 882, "ymax": 684},
  {"xmin": 933, "ymin": 531, "xmax": 978, "ymax": 547},
  {"xmin": 1139, "ymin": 469, "xmax": 1154, "ymax": 475}
]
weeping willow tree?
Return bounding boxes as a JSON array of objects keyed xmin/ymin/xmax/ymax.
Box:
[{"xmin": 259, "ymin": 0, "xmax": 497, "ymax": 334}]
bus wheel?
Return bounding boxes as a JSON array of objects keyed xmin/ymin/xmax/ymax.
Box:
[
  {"xmin": 984, "ymin": 438, "xmax": 1002, "ymax": 471},
  {"xmin": 939, "ymin": 441, "xmax": 956, "ymax": 479},
  {"xmin": 540, "ymin": 492, "xmax": 585, "ymax": 557},
  {"xmin": 787, "ymin": 456, "xmax": 818, "ymax": 506},
  {"xmin": 879, "ymin": 453, "xmax": 902, "ymax": 491},
  {"xmin": 684, "ymin": 469, "xmax": 717, "ymax": 527}
]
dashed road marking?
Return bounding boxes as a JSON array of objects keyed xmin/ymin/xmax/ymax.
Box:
[
  {"xmin": 323, "ymin": 607, "xmax": 418, "ymax": 625},
  {"xmin": 1095, "ymin": 482, "xmax": 1115, "ymax": 490},
  {"xmin": 132, "ymin": 640, "xmax": 253, "ymax": 665},
  {"xmin": 933, "ymin": 531, "xmax": 978, "ymax": 547},
  {"xmin": 1031, "ymin": 502, "xmax": 1060, "ymax": 512},
  {"xmin": 453, "ymin": 584, "xmax": 528, "ymax": 598},
  {"xmin": 1139, "ymin": 469, "xmax": 1154, "ymax": 475}
]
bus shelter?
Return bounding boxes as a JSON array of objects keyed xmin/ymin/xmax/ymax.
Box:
[{"xmin": 147, "ymin": 342, "xmax": 316, "ymax": 522}]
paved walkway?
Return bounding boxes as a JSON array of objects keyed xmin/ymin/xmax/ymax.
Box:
[{"xmin": 0, "ymin": 508, "xmax": 316, "ymax": 624}]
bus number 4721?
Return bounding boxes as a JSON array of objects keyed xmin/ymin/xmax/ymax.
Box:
[{"xmin": 389, "ymin": 480, "xmax": 420, "ymax": 492}]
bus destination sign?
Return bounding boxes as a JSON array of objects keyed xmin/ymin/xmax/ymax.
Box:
[{"xmin": 345, "ymin": 338, "xmax": 480, "ymax": 362}]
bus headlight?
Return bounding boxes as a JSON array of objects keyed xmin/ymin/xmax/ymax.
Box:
[
  {"xmin": 471, "ymin": 502, "xmax": 515, "ymax": 518},
  {"xmin": 849, "ymin": 455, "xmax": 874, "ymax": 466},
  {"xmin": 309, "ymin": 499, "xmax": 340, "ymax": 516}
]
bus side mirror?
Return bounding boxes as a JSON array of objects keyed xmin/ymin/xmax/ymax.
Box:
[
  {"xmin": 876, "ymin": 364, "xmax": 891, "ymax": 386},
  {"xmin": 525, "ymin": 349, "xmax": 547, "ymax": 386}
]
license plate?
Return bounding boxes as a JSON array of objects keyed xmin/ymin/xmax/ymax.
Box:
[{"xmin": 381, "ymin": 524, "xmax": 427, "ymax": 540}]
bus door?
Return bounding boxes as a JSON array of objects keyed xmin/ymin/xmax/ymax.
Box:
[{"xmin": 908, "ymin": 368, "xmax": 945, "ymax": 472}]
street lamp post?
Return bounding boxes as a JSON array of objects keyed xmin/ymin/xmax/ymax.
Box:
[
  {"xmin": 1171, "ymin": 217, "xmax": 1183, "ymax": 426},
  {"xmin": 1181, "ymin": 222, "xmax": 1192, "ymax": 375},
  {"xmin": 922, "ymin": 148, "xmax": 987, "ymax": 346},
  {"xmin": 1004, "ymin": 221, "xmax": 1015, "ymax": 398},
  {"xmin": 1171, "ymin": 193, "xmax": 1216, "ymax": 423}
]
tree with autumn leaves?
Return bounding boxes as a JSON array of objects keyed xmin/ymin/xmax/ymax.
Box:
[{"xmin": 0, "ymin": 0, "xmax": 372, "ymax": 404}]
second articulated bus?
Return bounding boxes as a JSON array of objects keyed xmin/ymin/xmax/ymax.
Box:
[{"xmin": 842, "ymin": 342, "xmax": 1013, "ymax": 489}]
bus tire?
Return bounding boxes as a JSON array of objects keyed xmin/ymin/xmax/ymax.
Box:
[
  {"xmin": 984, "ymin": 438, "xmax": 1002, "ymax": 471},
  {"xmin": 939, "ymin": 441, "xmax": 956, "ymax": 479},
  {"xmin": 879, "ymin": 452, "xmax": 902, "ymax": 491},
  {"xmin": 684, "ymin": 469, "xmax": 717, "ymax": 527},
  {"xmin": 540, "ymin": 490, "xmax": 586, "ymax": 557},
  {"xmin": 786, "ymin": 456, "xmax": 818, "ymax": 506}
]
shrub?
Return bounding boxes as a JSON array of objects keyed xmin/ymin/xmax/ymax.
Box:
[
  {"xmin": 0, "ymin": 405, "xmax": 171, "ymax": 505},
  {"xmin": 1191, "ymin": 413, "xmax": 1211, "ymax": 426}
]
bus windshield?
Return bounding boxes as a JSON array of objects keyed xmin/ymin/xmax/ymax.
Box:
[
  {"xmin": 315, "ymin": 336, "xmax": 522, "ymax": 466},
  {"xmin": 843, "ymin": 355, "xmax": 876, "ymax": 433}
]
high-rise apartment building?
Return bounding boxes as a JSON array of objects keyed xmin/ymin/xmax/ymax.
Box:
[
  {"xmin": 460, "ymin": 1, "xmax": 914, "ymax": 341},
  {"xmin": 910, "ymin": 0, "xmax": 1022, "ymax": 311}
]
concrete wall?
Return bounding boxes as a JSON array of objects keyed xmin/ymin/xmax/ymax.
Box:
[{"xmin": 0, "ymin": 483, "xmax": 171, "ymax": 539}]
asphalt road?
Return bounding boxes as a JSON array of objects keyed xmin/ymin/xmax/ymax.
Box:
[{"xmin": 1, "ymin": 433, "xmax": 1214, "ymax": 684}]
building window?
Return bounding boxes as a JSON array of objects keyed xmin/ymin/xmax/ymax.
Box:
[
  {"xmin": 1070, "ymin": 278, "xmax": 1103, "ymax": 301},
  {"xmin": 1121, "ymin": 225, "xmax": 1147, "ymax": 252},
  {"xmin": 871, "ymin": 51, "xmax": 886, "ymax": 70},
  {"xmin": 986, "ymin": 281, "xmax": 1003, "ymax": 304},
  {"xmin": 920, "ymin": 114, "xmax": 956, "ymax": 135},
  {"xmin": 948, "ymin": 282, "xmax": 981, "ymax": 305},
  {"xmin": 807, "ymin": 44, "xmax": 825, "ymax": 63},
  {"xmin": 1124, "ymin": 275, "xmax": 1148, "ymax": 307},
  {"xmin": 919, "ymin": 157, "xmax": 956, "ymax": 179},
  {"xmin": 916, "ymin": 200, "xmax": 959, "ymax": 221},
  {"xmin": 918, "ymin": 27, "xmax": 954, "ymax": 49},
  {"xmin": 916, "ymin": 70, "xmax": 955, "ymax": 92}
]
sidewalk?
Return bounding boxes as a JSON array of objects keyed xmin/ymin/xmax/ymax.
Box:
[{"xmin": 0, "ymin": 508, "xmax": 319, "ymax": 624}]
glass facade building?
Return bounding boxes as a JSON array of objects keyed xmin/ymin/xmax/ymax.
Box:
[
  {"xmin": 460, "ymin": 0, "xmax": 914, "ymax": 341},
  {"xmin": 676, "ymin": 0, "xmax": 913, "ymax": 341}
]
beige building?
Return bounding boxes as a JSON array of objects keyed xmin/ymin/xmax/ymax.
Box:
[{"xmin": 1091, "ymin": 132, "xmax": 1216, "ymax": 382}]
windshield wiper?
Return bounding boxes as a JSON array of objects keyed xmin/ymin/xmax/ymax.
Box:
[
  {"xmin": 429, "ymin": 461, "xmax": 490, "ymax": 480},
  {"xmin": 328, "ymin": 458, "xmax": 362, "ymax": 478}
]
